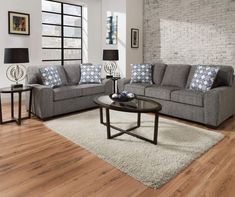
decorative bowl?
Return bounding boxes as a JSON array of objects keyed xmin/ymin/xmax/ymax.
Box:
[{"xmin": 109, "ymin": 92, "xmax": 136, "ymax": 102}]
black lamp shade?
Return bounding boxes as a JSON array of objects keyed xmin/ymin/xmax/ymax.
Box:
[
  {"xmin": 4, "ymin": 48, "xmax": 29, "ymax": 64},
  {"xmin": 103, "ymin": 50, "xmax": 119, "ymax": 61}
]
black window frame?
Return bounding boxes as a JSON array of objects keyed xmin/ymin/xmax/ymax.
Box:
[{"xmin": 42, "ymin": 0, "xmax": 83, "ymax": 65}]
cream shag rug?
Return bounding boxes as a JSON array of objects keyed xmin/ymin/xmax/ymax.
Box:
[{"xmin": 44, "ymin": 109, "xmax": 224, "ymax": 188}]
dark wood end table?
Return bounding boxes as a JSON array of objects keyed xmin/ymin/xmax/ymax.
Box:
[{"xmin": 0, "ymin": 86, "xmax": 33, "ymax": 125}]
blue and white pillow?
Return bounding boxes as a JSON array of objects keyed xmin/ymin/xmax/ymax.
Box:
[
  {"xmin": 79, "ymin": 64, "xmax": 102, "ymax": 84},
  {"xmin": 40, "ymin": 66, "xmax": 62, "ymax": 88},
  {"xmin": 189, "ymin": 65, "xmax": 219, "ymax": 92},
  {"xmin": 130, "ymin": 64, "xmax": 153, "ymax": 84}
]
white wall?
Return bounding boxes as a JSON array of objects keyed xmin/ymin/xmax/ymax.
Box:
[
  {"xmin": 126, "ymin": 0, "xmax": 143, "ymax": 77},
  {"xmin": 101, "ymin": 0, "xmax": 127, "ymax": 77}
]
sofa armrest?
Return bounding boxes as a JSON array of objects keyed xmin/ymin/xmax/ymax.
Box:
[
  {"xmin": 27, "ymin": 84, "xmax": 54, "ymax": 119},
  {"xmin": 204, "ymin": 85, "xmax": 235, "ymax": 126},
  {"xmin": 102, "ymin": 79, "xmax": 113, "ymax": 94},
  {"xmin": 117, "ymin": 78, "xmax": 131, "ymax": 92}
]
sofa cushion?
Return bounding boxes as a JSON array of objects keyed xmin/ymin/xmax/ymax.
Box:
[
  {"xmin": 40, "ymin": 66, "xmax": 63, "ymax": 88},
  {"xmin": 152, "ymin": 63, "xmax": 167, "ymax": 85},
  {"xmin": 145, "ymin": 85, "xmax": 180, "ymax": 100},
  {"xmin": 130, "ymin": 64, "xmax": 153, "ymax": 84},
  {"xmin": 171, "ymin": 90, "xmax": 204, "ymax": 107},
  {"xmin": 189, "ymin": 65, "xmax": 219, "ymax": 92},
  {"xmin": 186, "ymin": 65, "xmax": 234, "ymax": 88},
  {"xmin": 124, "ymin": 83, "xmax": 151, "ymax": 95},
  {"xmin": 79, "ymin": 84, "xmax": 105, "ymax": 96},
  {"xmin": 53, "ymin": 86, "xmax": 83, "ymax": 101},
  {"xmin": 161, "ymin": 64, "xmax": 190, "ymax": 88},
  {"xmin": 63, "ymin": 64, "xmax": 81, "ymax": 85},
  {"xmin": 79, "ymin": 64, "xmax": 102, "ymax": 84}
]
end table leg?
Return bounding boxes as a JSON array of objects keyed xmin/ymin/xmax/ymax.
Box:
[
  {"xmin": 99, "ymin": 107, "xmax": 103, "ymax": 124},
  {"xmin": 18, "ymin": 92, "xmax": 22, "ymax": 125},
  {"xmin": 11, "ymin": 92, "xmax": 14, "ymax": 118},
  {"xmin": 28, "ymin": 89, "xmax": 32, "ymax": 118},
  {"xmin": 106, "ymin": 108, "xmax": 111, "ymax": 139},
  {"xmin": 153, "ymin": 113, "xmax": 159, "ymax": 145},
  {"xmin": 0, "ymin": 95, "xmax": 2, "ymax": 124}
]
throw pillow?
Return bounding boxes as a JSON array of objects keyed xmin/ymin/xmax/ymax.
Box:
[
  {"xmin": 189, "ymin": 65, "xmax": 219, "ymax": 92},
  {"xmin": 39, "ymin": 66, "xmax": 63, "ymax": 88},
  {"xmin": 79, "ymin": 64, "xmax": 102, "ymax": 84},
  {"xmin": 130, "ymin": 64, "xmax": 153, "ymax": 84}
]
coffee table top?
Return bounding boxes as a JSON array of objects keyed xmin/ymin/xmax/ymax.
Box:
[{"xmin": 94, "ymin": 95, "xmax": 162, "ymax": 113}]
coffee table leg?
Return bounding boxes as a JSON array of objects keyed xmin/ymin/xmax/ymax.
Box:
[
  {"xmin": 137, "ymin": 113, "xmax": 141, "ymax": 127},
  {"xmin": 106, "ymin": 108, "xmax": 111, "ymax": 139},
  {"xmin": 153, "ymin": 112, "xmax": 159, "ymax": 145},
  {"xmin": 99, "ymin": 107, "xmax": 103, "ymax": 124}
]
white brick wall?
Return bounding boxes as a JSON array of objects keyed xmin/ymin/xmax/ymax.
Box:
[{"xmin": 144, "ymin": 0, "xmax": 235, "ymax": 68}]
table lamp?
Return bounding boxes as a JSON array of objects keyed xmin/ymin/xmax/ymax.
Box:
[
  {"xmin": 103, "ymin": 49, "xmax": 119, "ymax": 78},
  {"xmin": 4, "ymin": 48, "xmax": 29, "ymax": 89}
]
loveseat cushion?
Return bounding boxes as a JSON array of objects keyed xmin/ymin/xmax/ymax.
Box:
[
  {"xmin": 53, "ymin": 86, "xmax": 83, "ymax": 101},
  {"xmin": 171, "ymin": 90, "xmax": 204, "ymax": 107},
  {"xmin": 152, "ymin": 63, "xmax": 167, "ymax": 85},
  {"xmin": 63, "ymin": 64, "xmax": 81, "ymax": 85},
  {"xmin": 79, "ymin": 84, "xmax": 105, "ymax": 96},
  {"xmin": 145, "ymin": 86, "xmax": 180, "ymax": 100},
  {"xmin": 124, "ymin": 83, "xmax": 151, "ymax": 95},
  {"xmin": 161, "ymin": 64, "xmax": 190, "ymax": 88}
]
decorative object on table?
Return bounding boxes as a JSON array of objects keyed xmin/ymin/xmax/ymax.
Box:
[
  {"xmin": 130, "ymin": 64, "xmax": 153, "ymax": 84},
  {"xmin": 8, "ymin": 11, "xmax": 30, "ymax": 35},
  {"xmin": 131, "ymin": 28, "xmax": 139, "ymax": 48},
  {"xmin": 0, "ymin": 86, "xmax": 32, "ymax": 125},
  {"xmin": 39, "ymin": 66, "xmax": 63, "ymax": 88},
  {"xmin": 189, "ymin": 65, "xmax": 219, "ymax": 92},
  {"xmin": 4, "ymin": 48, "xmax": 29, "ymax": 89},
  {"xmin": 103, "ymin": 49, "xmax": 119, "ymax": 78},
  {"xmin": 106, "ymin": 11, "xmax": 118, "ymax": 44},
  {"xmin": 110, "ymin": 91, "xmax": 136, "ymax": 102},
  {"xmin": 79, "ymin": 64, "xmax": 102, "ymax": 84}
]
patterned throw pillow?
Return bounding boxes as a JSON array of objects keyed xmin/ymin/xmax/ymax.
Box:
[
  {"xmin": 79, "ymin": 64, "xmax": 102, "ymax": 84},
  {"xmin": 39, "ymin": 66, "xmax": 63, "ymax": 88},
  {"xmin": 189, "ymin": 65, "xmax": 219, "ymax": 92},
  {"xmin": 130, "ymin": 64, "xmax": 153, "ymax": 84}
]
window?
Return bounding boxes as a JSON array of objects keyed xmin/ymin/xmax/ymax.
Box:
[{"xmin": 42, "ymin": 0, "xmax": 82, "ymax": 65}]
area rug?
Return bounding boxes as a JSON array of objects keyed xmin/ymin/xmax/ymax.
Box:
[{"xmin": 44, "ymin": 109, "xmax": 224, "ymax": 189}]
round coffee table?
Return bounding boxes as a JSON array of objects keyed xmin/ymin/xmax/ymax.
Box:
[{"xmin": 94, "ymin": 95, "xmax": 162, "ymax": 145}]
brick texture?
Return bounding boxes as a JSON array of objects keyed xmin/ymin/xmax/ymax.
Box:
[{"xmin": 144, "ymin": 0, "xmax": 235, "ymax": 67}]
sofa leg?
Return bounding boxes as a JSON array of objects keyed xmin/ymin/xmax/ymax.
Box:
[{"xmin": 206, "ymin": 124, "xmax": 218, "ymax": 130}]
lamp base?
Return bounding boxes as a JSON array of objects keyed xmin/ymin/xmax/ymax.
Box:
[{"xmin": 11, "ymin": 84, "xmax": 23, "ymax": 89}]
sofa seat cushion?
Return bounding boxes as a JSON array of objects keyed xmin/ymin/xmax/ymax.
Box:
[
  {"xmin": 171, "ymin": 90, "xmax": 204, "ymax": 107},
  {"xmin": 53, "ymin": 86, "xmax": 83, "ymax": 101},
  {"xmin": 145, "ymin": 86, "xmax": 180, "ymax": 100},
  {"xmin": 79, "ymin": 84, "xmax": 105, "ymax": 96},
  {"xmin": 124, "ymin": 83, "xmax": 151, "ymax": 95}
]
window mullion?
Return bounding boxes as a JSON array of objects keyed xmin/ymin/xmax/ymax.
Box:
[{"xmin": 61, "ymin": 3, "xmax": 64, "ymax": 65}]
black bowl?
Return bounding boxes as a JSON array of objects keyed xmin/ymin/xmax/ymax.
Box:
[{"xmin": 109, "ymin": 93, "xmax": 136, "ymax": 102}]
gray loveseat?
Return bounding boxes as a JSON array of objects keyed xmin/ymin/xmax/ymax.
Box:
[
  {"xmin": 118, "ymin": 64, "xmax": 235, "ymax": 127},
  {"xmin": 26, "ymin": 64, "xmax": 113, "ymax": 119}
]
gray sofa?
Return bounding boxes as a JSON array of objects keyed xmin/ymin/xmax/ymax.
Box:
[
  {"xmin": 26, "ymin": 64, "xmax": 113, "ymax": 119},
  {"xmin": 118, "ymin": 64, "xmax": 235, "ymax": 127}
]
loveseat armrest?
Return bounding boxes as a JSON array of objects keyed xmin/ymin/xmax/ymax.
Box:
[
  {"xmin": 101, "ymin": 79, "xmax": 113, "ymax": 94},
  {"xmin": 117, "ymin": 78, "xmax": 131, "ymax": 92},
  {"xmin": 27, "ymin": 84, "xmax": 54, "ymax": 119},
  {"xmin": 204, "ymin": 85, "xmax": 235, "ymax": 127}
]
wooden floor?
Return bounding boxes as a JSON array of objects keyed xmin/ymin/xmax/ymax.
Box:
[{"xmin": 0, "ymin": 103, "xmax": 235, "ymax": 197}]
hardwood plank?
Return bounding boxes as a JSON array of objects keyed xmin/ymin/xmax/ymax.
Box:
[{"xmin": 0, "ymin": 104, "xmax": 234, "ymax": 197}]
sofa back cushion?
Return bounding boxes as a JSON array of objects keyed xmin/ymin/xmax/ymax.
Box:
[
  {"xmin": 186, "ymin": 65, "xmax": 234, "ymax": 88},
  {"xmin": 161, "ymin": 64, "xmax": 191, "ymax": 88},
  {"xmin": 63, "ymin": 64, "xmax": 81, "ymax": 85},
  {"xmin": 152, "ymin": 63, "xmax": 167, "ymax": 85},
  {"xmin": 26, "ymin": 65, "xmax": 68, "ymax": 85}
]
